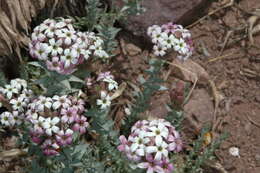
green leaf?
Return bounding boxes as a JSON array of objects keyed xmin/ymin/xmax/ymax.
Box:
[
  {"xmin": 68, "ymin": 75, "xmax": 85, "ymax": 83},
  {"xmin": 28, "ymin": 61, "xmax": 46, "ymax": 70}
]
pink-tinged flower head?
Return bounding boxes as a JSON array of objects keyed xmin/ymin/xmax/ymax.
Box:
[
  {"xmin": 61, "ymin": 107, "xmax": 78, "ymax": 124},
  {"xmin": 97, "ymin": 71, "xmax": 114, "ymax": 81},
  {"xmin": 72, "ymin": 98, "xmax": 85, "ymax": 113},
  {"xmin": 175, "ymin": 138, "xmax": 183, "ymax": 152},
  {"xmin": 56, "ymin": 129, "xmax": 73, "ymax": 146},
  {"xmin": 46, "ymin": 57, "xmax": 62, "ymax": 73},
  {"xmin": 43, "ymin": 148, "xmax": 59, "ymax": 156},
  {"xmin": 161, "ymin": 22, "xmax": 177, "ymax": 34},
  {"xmin": 117, "ymin": 119, "xmax": 182, "ymax": 171},
  {"xmin": 147, "ymin": 22, "xmax": 193, "ymax": 60},
  {"xmin": 72, "ymin": 116, "xmax": 89, "ymax": 134},
  {"xmin": 26, "ymin": 94, "xmax": 88, "ymax": 156},
  {"xmin": 29, "ymin": 18, "xmax": 108, "ymax": 74},
  {"xmin": 131, "ymin": 120, "xmax": 149, "ymax": 133},
  {"xmin": 42, "ymin": 139, "xmax": 60, "ymax": 156},
  {"xmin": 126, "ymin": 151, "xmax": 141, "ymax": 162},
  {"xmin": 137, "ymin": 154, "xmax": 163, "ymax": 173},
  {"xmin": 159, "ymin": 158, "xmax": 174, "ymax": 173},
  {"xmin": 117, "ymin": 135, "xmax": 129, "ymax": 152}
]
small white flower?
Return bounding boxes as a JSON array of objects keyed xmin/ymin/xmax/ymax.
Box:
[
  {"xmin": 93, "ymin": 38, "xmax": 104, "ymax": 47},
  {"xmin": 3, "ymin": 85, "xmax": 19, "ymax": 99},
  {"xmin": 103, "ymin": 78, "xmax": 118, "ymax": 91},
  {"xmin": 124, "ymin": 107, "xmax": 131, "ymax": 115},
  {"xmin": 147, "ymin": 25, "xmax": 161, "ymax": 37},
  {"xmin": 161, "ymin": 34, "xmax": 177, "ymax": 49},
  {"xmin": 173, "ymin": 38, "xmax": 187, "ymax": 53},
  {"xmin": 10, "ymin": 79, "xmax": 27, "ymax": 90},
  {"xmin": 153, "ymin": 45, "xmax": 167, "ymax": 56},
  {"xmin": 146, "ymin": 141, "xmax": 169, "ymax": 161},
  {"xmin": 34, "ymin": 116, "xmax": 46, "ymax": 129},
  {"xmin": 28, "ymin": 111, "xmax": 39, "ymax": 124},
  {"xmin": 149, "ymin": 119, "xmax": 171, "ymax": 127},
  {"xmin": 60, "ymin": 29, "xmax": 77, "ymax": 45},
  {"xmin": 0, "ymin": 112, "xmax": 15, "ymax": 126},
  {"xmin": 43, "ymin": 117, "xmax": 60, "ymax": 136},
  {"xmin": 36, "ymin": 96, "xmax": 53, "ymax": 111},
  {"xmin": 182, "ymin": 29, "xmax": 191, "ymax": 38},
  {"xmin": 82, "ymin": 49, "xmax": 91, "ymax": 60},
  {"xmin": 146, "ymin": 123, "xmax": 169, "ymax": 146},
  {"xmin": 31, "ymin": 30, "xmax": 46, "ymax": 41},
  {"xmin": 35, "ymin": 43, "xmax": 49, "ymax": 60},
  {"xmin": 76, "ymin": 32, "xmax": 89, "ymax": 45},
  {"xmin": 129, "ymin": 131, "xmax": 150, "ymax": 156},
  {"xmin": 10, "ymin": 96, "xmax": 26, "ymax": 111},
  {"xmin": 151, "ymin": 31, "xmax": 163, "ymax": 44},
  {"xmin": 44, "ymin": 23, "xmax": 56, "ymax": 38},
  {"xmin": 229, "ymin": 147, "xmax": 240, "ymax": 157},
  {"xmin": 61, "ymin": 49, "xmax": 78, "ymax": 68},
  {"xmin": 20, "ymin": 89, "xmax": 33, "ymax": 103},
  {"xmin": 52, "ymin": 95, "xmax": 71, "ymax": 109},
  {"xmin": 55, "ymin": 21, "xmax": 66, "ymax": 29},
  {"xmin": 48, "ymin": 38, "xmax": 63, "ymax": 56},
  {"xmin": 12, "ymin": 111, "xmax": 22, "ymax": 125},
  {"xmin": 93, "ymin": 47, "xmax": 109, "ymax": 59},
  {"xmin": 96, "ymin": 91, "xmax": 111, "ymax": 110}
]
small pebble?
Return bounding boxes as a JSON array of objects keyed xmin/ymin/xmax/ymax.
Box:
[{"xmin": 229, "ymin": 147, "xmax": 240, "ymax": 158}]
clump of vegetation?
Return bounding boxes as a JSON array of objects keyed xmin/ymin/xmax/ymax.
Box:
[{"xmin": 0, "ymin": 0, "xmax": 227, "ymax": 173}]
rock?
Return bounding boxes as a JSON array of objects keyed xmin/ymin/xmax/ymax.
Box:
[
  {"xmin": 170, "ymin": 58, "xmax": 210, "ymax": 85},
  {"xmin": 149, "ymin": 91, "xmax": 171, "ymax": 118},
  {"xmin": 115, "ymin": 0, "xmax": 209, "ymax": 39},
  {"xmin": 183, "ymin": 89, "xmax": 214, "ymax": 134}
]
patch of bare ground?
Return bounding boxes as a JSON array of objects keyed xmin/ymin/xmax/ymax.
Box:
[{"xmin": 190, "ymin": 0, "xmax": 260, "ymax": 172}]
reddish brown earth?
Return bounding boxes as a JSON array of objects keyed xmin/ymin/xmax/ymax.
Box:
[
  {"xmin": 121, "ymin": 0, "xmax": 260, "ymax": 172},
  {"xmin": 189, "ymin": 0, "xmax": 260, "ymax": 172}
]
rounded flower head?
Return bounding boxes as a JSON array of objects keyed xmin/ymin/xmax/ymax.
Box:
[
  {"xmin": 118, "ymin": 119, "xmax": 182, "ymax": 173},
  {"xmin": 0, "ymin": 78, "xmax": 33, "ymax": 127},
  {"xmin": 26, "ymin": 94, "xmax": 88, "ymax": 156},
  {"xmin": 147, "ymin": 22, "xmax": 193, "ymax": 60},
  {"xmin": 29, "ymin": 18, "xmax": 109, "ymax": 74}
]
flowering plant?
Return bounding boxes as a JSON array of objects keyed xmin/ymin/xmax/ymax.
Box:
[
  {"xmin": 147, "ymin": 23, "xmax": 194, "ymax": 60},
  {"xmin": 85, "ymin": 71, "xmax": 119, "ymax": 110},
  {"xmin": 0, "ymin": 79, "xmax": 33, "ymax": 127},
  {"xmin": 25, "ymin": 94, "xmax": 88, "ymax": 156},
  {"xmin": 29, "ymin": 18, "xmax": 108, "ymax": 74},
  {"xmin": 118, "ymin": 119, "xmax": 183, "ymax": 173}
]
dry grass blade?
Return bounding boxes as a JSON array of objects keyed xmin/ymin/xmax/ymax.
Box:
[
  {"xmin": 207, "ymin": 52, "xmax": 234, "ymax": 63},
  {"xmin": 206, "ymin": 161, "xmax": 229, "ymax": 173},
  {"xmin": 0, "ymin": 149, "xmax": 27, "ymax": 160},
  {"xmin": 248, "ymin": 16, "xmax": 259, "ymax": 45},
  {"xmin": 111, "ymin": 82, "xmax": 127, "ymax": 100},
  {"xmin": 0, "ymin": 0, "xmax": 84, "ymax": 58}
]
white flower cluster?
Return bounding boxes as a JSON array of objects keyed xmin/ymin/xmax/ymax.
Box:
[
  {"xmin": 97, "ymin": 71, "xmax": 119, "ymax": 91},
  {"xmin": 85, "ymin": 71, "xmax": 119, "ymax": 110},
  {"xmin": 147, "ymin": 22, "xmax": 193, "ymax": 60},
  {"xmin": 29, "ymin": 18, "xmax": 109, "ymax": 74},
  {"xmin": 0, "ymin": 79, "xmax": 33, "ymax": 126},
  {"xmin": 96, "ymin": 72, "xmax": 119, "ymax": 110},
  {"xmin": 118, "ymin": 119, "xmax": 183, "ymax": 173},
  {"xmin": 26, "ymin": 95, "xmax": 88, "ymax": 156}
]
